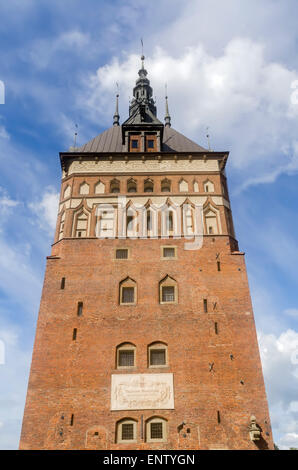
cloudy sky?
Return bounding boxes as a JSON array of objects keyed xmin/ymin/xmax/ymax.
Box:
[{"xmin": 0, "ymin": 0, "xmax": 297, "ymax": 449}]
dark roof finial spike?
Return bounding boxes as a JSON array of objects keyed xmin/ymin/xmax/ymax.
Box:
[
  {"xmin": 164, "ymin": 84, "xmax": 171, "ymax": 128},
  {"xmin": 113, "ymin": 84, "xmax": 120, "ymax": 126}
]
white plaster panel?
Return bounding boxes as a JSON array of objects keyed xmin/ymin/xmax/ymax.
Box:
[
  {"xmin": 111, "ymin": 373, "xmax": 174, "ymax": 411},
  {"xmin": 67, "ymin": 159, "xmax": 220, "ymax": 175}
]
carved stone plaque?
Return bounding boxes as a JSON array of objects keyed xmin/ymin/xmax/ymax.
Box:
[{"xmin": 111, "ymin": 373, "xmax": 174, "ymax": 410}]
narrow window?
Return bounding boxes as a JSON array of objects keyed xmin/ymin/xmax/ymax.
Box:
[
  {"xmin": 147, "ymin": 212, "xmax": 152, "ymax": 231},
  {"xmin": 122, "ymin": 423, "xmax": 134, "ymax": 440},
  {"xmin": 77, "ymin": 302, "xmax": 83, "ymax": 317},
  {"xmin": 61, "ymin": 277, "xmax": 65, "ymax": 289},
  {"xmin": 215, "ymin": 322, "xmax": 218, "ymax": 335},
  {"xmin": 150, "ymin": 349, "xmax": 166, "ymax": 366},
  {"xmin": 217, "ymin": 411, "xmax": 221, "ymax": 424},
  {"xmin": 162, "ymin": 286, "xmax": 175, "ymax": 302},
  {"xmin": 70, "ymin": 414, "xmax": 74, "ymax": 426},
  {"xmin": 72, "ymin": 328, "xmax": 77, "ymax": 341},
  {"xmin": 150, "ymin": 422, "xmax": 163, "ymax": 439},
  {"xmin": 167, "ymin": 212, "xmax": 173, "ymax": 231},
  {"xmin": 117, "ymin": 343, "xmax": 136, "ymax": 368},
  {"xmin": 116, "ymin": 249, "xmax": 128, "ymax": 259},
  {"xmin": 119, "ymin": 349, "xmax": 135, "ymax": 367},
  {"xmin": 204, "ymin": 299, "xmax": 208, "ymax": 313},
  {"xmin": 122, "ymin": 287, "xmax": 135, "ymax": 304},
  {"xmin": 217, "ymin": 261, "xmax": 221, "ymax": 271}
]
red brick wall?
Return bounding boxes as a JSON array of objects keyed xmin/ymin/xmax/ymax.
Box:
[{"xmin": 19, "ymin": 236, "xmax": 273, "ymax": 450}]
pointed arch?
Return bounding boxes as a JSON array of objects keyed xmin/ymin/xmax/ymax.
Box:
[
  {"xmin": 79, "ymin": 181, "xmax": 90, "ymax": 195},
  {"xmin": 72, "ymin": 202, "xmax": 91, "ymax": 238},
  {"xmin": 161, "ymin": 178, "xmax": 171, "ymax": 192},
  {"xmin": 159, "ymin": 275, "xmax": 178, "ymax": 304},
  {"xmin": 203, "ymin": 179, "xmax": 214, "ymax": 193},
  {"xmin": 179, "ymin": 179, "xmax": 188, "ymax": 192},
  {"xmin": 95, "ymin": 180, "xmax": 105, "ymax": 194},
  {"xmin": 160, "ymin": 198, "xmax": 181, "ymax": 238},
  {"xmin": 144, "ymin": 178, "xmax": 154, "ymax": 193},
  {"xmin": 127, "ymin": 178, "xmax": 137, "ymax": 193},
  {"xmin": 203, "ymin": 202, "xmax": 220, "ymax": 235},
  {"xmin": 193, "ymin": 180, "xmax": 199, "ymax": 192},
  {"xmin": 119, "ymin": 276, "xmax": 137, "ymax": 305},
  {"xmin": 63, "ymin": 184, "xmax": 71, "ymax": 199},
  {"xmin": 58, "ymin": 206, "xmax": 66, "ymax": 240},
  {"xmin": 110, "ymin": 178, "xmax": 120, "ymax": 193}
]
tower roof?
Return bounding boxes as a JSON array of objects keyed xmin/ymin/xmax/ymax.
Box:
[{"xmin": 76, "ymin": 125, "xmax": 207, "ymax": 153}]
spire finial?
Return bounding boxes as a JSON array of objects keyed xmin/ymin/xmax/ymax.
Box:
[
  {"xmin": 113, "ymin": 83, "xmax": 120, "ymax": 126},
  {"xmin": 206, "ymin": 126, "xmax": 212, "ymax": 151},
  {"xmin": 164, "ymin": 84, "xmax": 171, "ymax": 128}
]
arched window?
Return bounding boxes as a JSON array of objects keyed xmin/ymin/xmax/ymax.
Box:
[
  {"xmin": 205, "ymin": 209, "xmax": 218, "ymax": 235},
  {"xmin": 203, "ymin": 179, "xmax": 214, "ymax": 193},
  {"xmin": 119, "ymin": 277, "xmax": 137, "ymax": 305},
  {"xmin": 146, "ymin": 417, "xmax": 167, "ymax": 443},
  {"xmin": 79, "ymin": 182, "xmax": 90, "ymax": 195},
  {"xmin": 95, "ymin": 180, "xmax": 105, "ymax": 194},
  {"xmin": 110, "ymin": 179, "xmax": 120, "ymax": 193},
  {"xmin": 73, "ymin": 210, "xmax": 89, "ymax": 238},
  {"xmin": 116, "ymin": 418, "xmax": 137, "ymax": 443},
  {"xmin": 179, "ymin": 179, "xmax": 188, "ymax": 192},
  {"xmin": 63, "ymin": 185, "xmax": 71, "ymax": 199},
  {"xmin": 193, "ymin": 180, "xmax": 199, "ymax": 192},
  {"xmin": 116, "ymin": 342, "xmax": 136, "ymax": 369},
  {"xmin": 148, "ymin": 342, "xmax": 168, "ymax": 367},
  {"xmin": 127, "ymin": 178, "xmax": 137, "ymax": 193},
  {"xmin": 59, "ymin": 211, "xmax": 65, "ymax": 240},
  {"xmin": 161, "ymin": 178, "xmax": 171, "ymax": 192},
  {"xmin": 144, "ymin": 178, "xmax": 153, "ymax": 193},
  {"xmin": 159, "ymin": 275, "xmax": 178, "ymax": 304}
]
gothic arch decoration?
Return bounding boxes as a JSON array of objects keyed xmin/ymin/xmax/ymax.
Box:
[
  {"xmin": 95, "ymin": 180, "xmax": 105, "ymax": 194},
  {"xmin": 203, "ymin": 202, "xmax": 220, "ymax": 235},
  {"xmin": 119, "ymin": 276, "xmax": 137, "ymax": 305},
  {"xmin": 159, "ymin": 275, "xmax": 178, "ymax": 304},
  {"xmin": 72, "ymin": 202, "xmax": 91, "ymax": 238},
  {"xmin": 63, "ymin": 184, "xmax": 71, "ymax": 199},
  {"xmin": 79, "ymin": 181, "xmax": 90, "ymax": 195},
  {"xmin": 181, "ymin": 198, "xmax": 196, "ymax": 237},
  {"xmin": 179, "ymin": 179, "xmax": 188, "ymax": 192},
  {"xmin": 127, "ymin": 178, "xmax": 137, "ymax": 193},
  {"xmin": 125, "ymin": 200, "xmax": 140, "ymax": 237},
  {"xmin": 58, "ymin": 207, "xmax": 66, "ymax": 241},
  {"xmin": 193, "ymin": 180, "xmax": 199, "ymax": 193},
  {"xmin": 161, "ymin": 178, "xmax": 171, "ymax": 192},
  {"xmin": 143, "ymin": 199, "xmax": 158, "ymax": 237},
  {"xmin": 203, "ymin": 179, "xmax": 215, "ymax": 193},
  {"xmin": 110, "ymin": 178, "xmax": 120, "ymax": 194},
  {"xmin": 160, "ymin": 198, "xmax": 181, "ymax": 237},
  {"xmin": 144, "ymin": 178, "xmax": 154, "ymax": 193},
  {"xmin": 85, "ymin": 426, "xmax": 108, "ymax": 450}
]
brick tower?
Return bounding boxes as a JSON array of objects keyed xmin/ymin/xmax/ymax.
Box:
[{"xmin": 20, "ymin": 56, "xmax": 273, "ymax": 450}]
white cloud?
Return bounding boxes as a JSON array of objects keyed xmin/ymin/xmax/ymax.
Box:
[
  {"xmin": 28, "ymin": 187, "xmax": 59, "ymax": 231},
  {"xmin": 79, "ymin": 39, "xmax": 298, "ymax": 190},
  {"xmin": 259, "ymin": 330, "xmax": 298, "ymax": 448}
]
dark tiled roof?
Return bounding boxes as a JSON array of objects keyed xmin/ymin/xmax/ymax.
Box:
[{"xmin": 76, "ymin": 125, "xmax": 207, "ymax": 153}]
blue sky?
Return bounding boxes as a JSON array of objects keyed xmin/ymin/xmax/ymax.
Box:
[{"xmin": 0, "ymin": 0, "xmax": 298, "ymax": 449}]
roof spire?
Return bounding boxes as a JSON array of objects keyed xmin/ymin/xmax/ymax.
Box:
[
  {"xmin": 164, "ymin": 84, "xmax": 171, "ymax": 128},
  {"xmin": 113, "ymin": 84, "xmax": 120, "ymax": 126}
]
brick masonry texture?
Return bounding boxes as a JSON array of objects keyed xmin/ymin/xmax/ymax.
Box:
[{"xmin": 19, "ymin": 235, "xmax": 274, "ymax": 450}]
